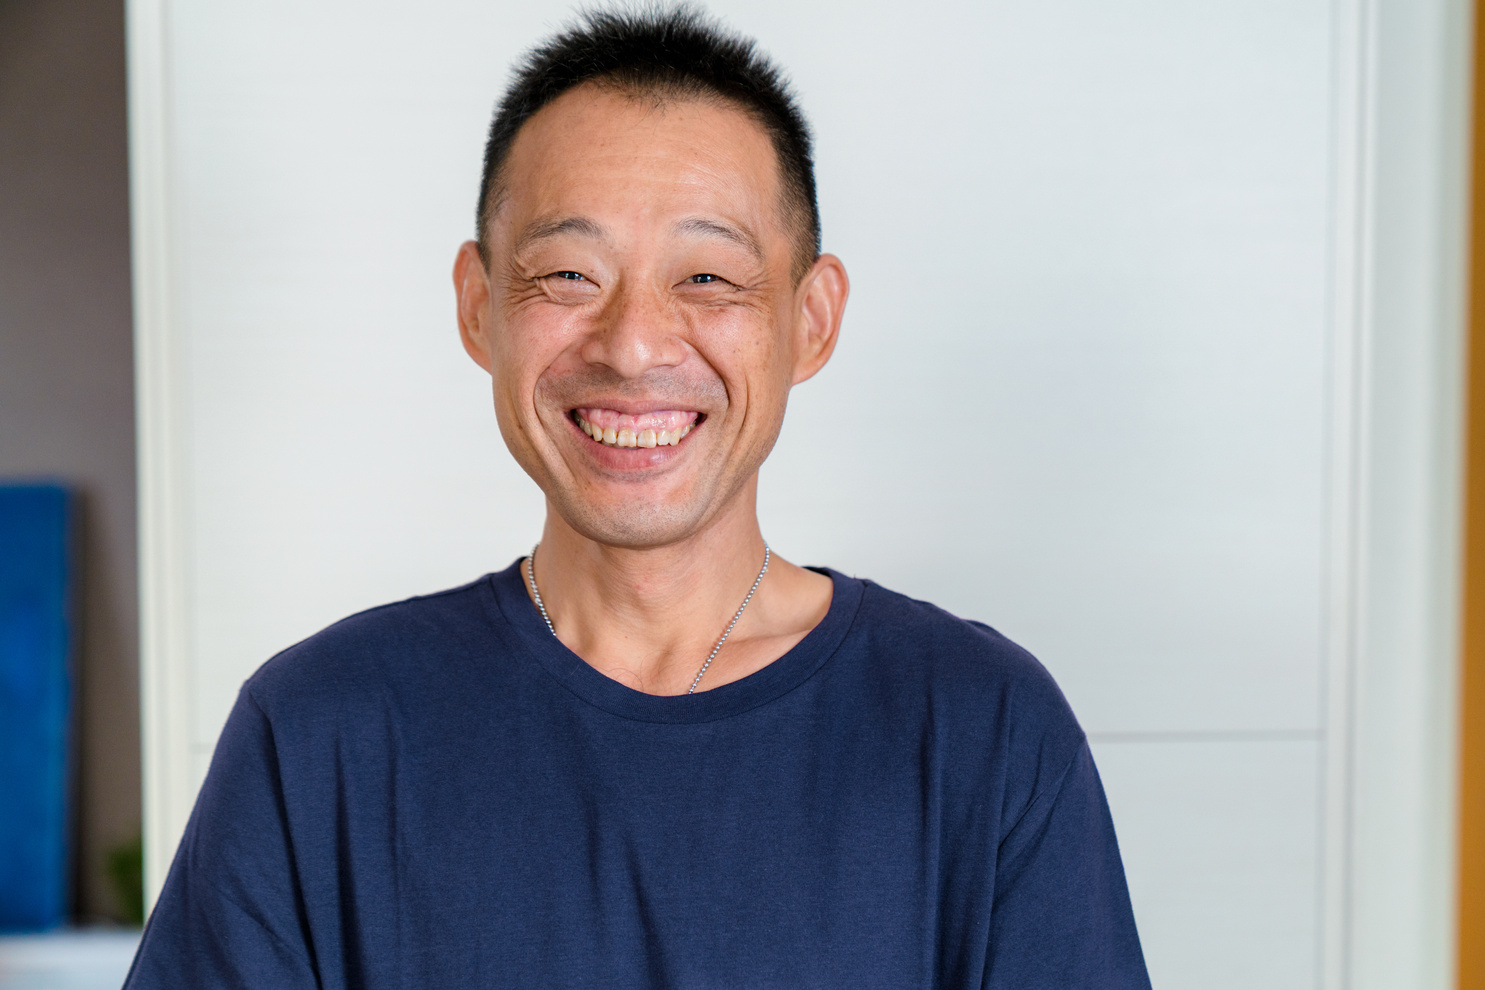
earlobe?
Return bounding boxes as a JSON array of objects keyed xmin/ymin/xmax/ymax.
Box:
[
  {"xmin": 791, "ymin": 254, "xmax": 849, "ymax": 385},
  {"xmin": 454, "ymin": 240, "xmax": 494, "ymax": 372}
]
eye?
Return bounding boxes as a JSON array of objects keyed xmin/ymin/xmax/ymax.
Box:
[
  {"xmin": 551, "ymin": 271, "xmax": 586, "ymax": 281},
  {"xmin": 686, "ymin": 273, "xmax": 722, "ymax": 284}
]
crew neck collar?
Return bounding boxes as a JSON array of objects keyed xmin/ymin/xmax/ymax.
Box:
[{"xmin": 486, "ymin": 558, "xmax": 863, "ymax": 724}]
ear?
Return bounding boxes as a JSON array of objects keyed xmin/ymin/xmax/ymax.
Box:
[
  {"xmin": 454, "ymin": 240, "xmax": 494, "ymax": 372},
  {"xmin": 790, "ymin": 253, "xmax": 849, "ymax": 385}
]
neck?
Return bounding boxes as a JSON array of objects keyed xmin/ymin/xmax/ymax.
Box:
[{"xmin": 525, "ymin": 481, "xmax": 830, "ymax": 695}]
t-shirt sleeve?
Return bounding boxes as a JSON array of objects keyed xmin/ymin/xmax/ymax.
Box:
[
  {"xmin": 985, "ymin": 740, "xmax": 1151, "ymax": 989},
  {"xmin": 123, "ymin": 687, "xmax": 319, "ymax": 989}
]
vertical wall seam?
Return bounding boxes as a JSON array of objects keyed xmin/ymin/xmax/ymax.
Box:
[{"xmin": 1321, "ymin": 0, "xmax": 1375, "ymax": 986}]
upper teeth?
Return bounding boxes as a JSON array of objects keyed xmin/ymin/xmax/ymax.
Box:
[{"xmin": 577, "ymin": 416, "xmax": 692, "ymax": 448}]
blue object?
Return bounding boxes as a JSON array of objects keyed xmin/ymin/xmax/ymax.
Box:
[
  {"xmin": 0, "ymin": 484, "xmax": 73, "ymax": 931},
  {"xmin": 125, "ymin": 562, "xmax": 1149, "ymax": 988}
]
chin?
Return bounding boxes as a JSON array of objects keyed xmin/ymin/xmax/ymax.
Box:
[{"xmin": 554, "ymin": 494, "xmax": 714, "ymax": 550}]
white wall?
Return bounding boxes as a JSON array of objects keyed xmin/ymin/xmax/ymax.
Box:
[{"xmin": 127, "ymin": 1, "xmax": 1471, "ymax": 986}]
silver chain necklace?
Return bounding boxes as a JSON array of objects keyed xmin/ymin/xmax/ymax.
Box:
[{"xmin": 525, "ymin": 541, "xmax": 771, "ymax": 694}]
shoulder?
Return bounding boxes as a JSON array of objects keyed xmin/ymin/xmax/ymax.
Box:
[
  {"xmin": 851, "ymin": 577, "xmax": 1038, "ymax": 664},
  {"xmin": 847, "ymin": 576, "xmax": 1075, "ymax": 728},
  {"xmin": 832, "ymin": 574, "xmax": 1087, "ymax": 790},
  {"xmin": 241, "ymin": 574, "xmax": 504, "ymax": 718}
]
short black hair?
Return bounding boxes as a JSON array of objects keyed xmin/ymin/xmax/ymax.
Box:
[{"xmin": 475, "ymin": 5, "xmax": 821, "ymax": 281}]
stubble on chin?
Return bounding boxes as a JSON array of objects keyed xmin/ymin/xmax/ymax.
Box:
[{"xmin": 548, "ymin": 487, "xmax": 714, "ymax": 550}]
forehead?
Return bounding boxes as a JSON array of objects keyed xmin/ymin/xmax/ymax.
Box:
[{"xmin": 494, "ymin": 83, "xmax": 786, "ymax": 238}]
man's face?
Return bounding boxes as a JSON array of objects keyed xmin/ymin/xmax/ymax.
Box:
[{"xmin": 456, "ymin": 84, "xmax": 845, "ymax": 548}]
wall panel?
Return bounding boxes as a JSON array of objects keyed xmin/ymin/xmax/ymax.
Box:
[
  {"xmin": 128, "ymin": 0, "xmax": 1472, "ymax": 984},
  {"xmin": 1093, "ymin": 737, "xmax": 1321, "ymax": 990}
]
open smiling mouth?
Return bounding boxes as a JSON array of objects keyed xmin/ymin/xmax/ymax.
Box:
[{"xmin": 571, "ymin": 407, "xmax": 702, "ymax": 449}]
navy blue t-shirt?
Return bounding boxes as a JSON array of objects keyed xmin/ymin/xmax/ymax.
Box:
[{"xmin": 125, "ymin": 562, "xmax": 1150, "ymax": 989}]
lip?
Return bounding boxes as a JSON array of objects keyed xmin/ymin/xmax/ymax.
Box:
[
  {"xmin": 563, "ymin": 408, "xmax": 699, "ymax": 472},
  {"xmin": 571, "ymin": 398, "xmax": 701, "ymax": 417}
]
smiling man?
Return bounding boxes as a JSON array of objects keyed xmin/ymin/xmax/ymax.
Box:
[{"xmin": 125, "ymin": 9, "xmax": 1150, "ymax": 989}]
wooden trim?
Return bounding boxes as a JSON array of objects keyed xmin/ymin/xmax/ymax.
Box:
[{"xmin": 1460, "ymin": 0, "xmax": 1485, "ymax": 981}]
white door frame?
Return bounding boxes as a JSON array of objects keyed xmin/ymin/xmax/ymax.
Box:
[{"xmin": 1322, "ymin": 0, "xmax": 1469, "ymax": 987}]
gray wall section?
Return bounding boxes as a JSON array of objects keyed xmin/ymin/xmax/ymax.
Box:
[{"xmin": 0, "ymin": 0, "xmax": 140, "ymax": 923}]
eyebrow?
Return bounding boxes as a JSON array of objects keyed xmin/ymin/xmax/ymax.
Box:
[
  {"xmin": 672, "ymin": 216, "xmax": 764, "ymax": 262},
  {"xmin": 515, "ymin": 215, "xmax": 609, "ymax": 252},
  {"xmin": 513, "ymin": 214, "xmax": 765, "ymax": 262}
]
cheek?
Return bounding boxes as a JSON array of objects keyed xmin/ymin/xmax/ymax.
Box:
[
  {"xmin": 703, "ymin": 312, "xmax": 795, "ymax": 425},
  {"xmin": 697, "ymin": 299, "xmax": 791, "ymax": 364},
  {"xmin": 737, "ymin": 307, "xmax": 797, "ymax": 390},
  {"xmin": 491, "ymin": 311, "xmax": 580, "ymax": 405}
]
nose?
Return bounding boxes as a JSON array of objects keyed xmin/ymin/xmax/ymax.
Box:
[{"xmin": 577, "ymin": 280, "xmax": 688, "ymax": 379}]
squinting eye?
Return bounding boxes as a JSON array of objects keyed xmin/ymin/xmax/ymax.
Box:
[
  {"xmin": 553, "ymin": 271, "xmax": 586, "ymax": 281},
  {"xmin": 687, "ymin": 273, "xmax": 721, "ymax": 284}
]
